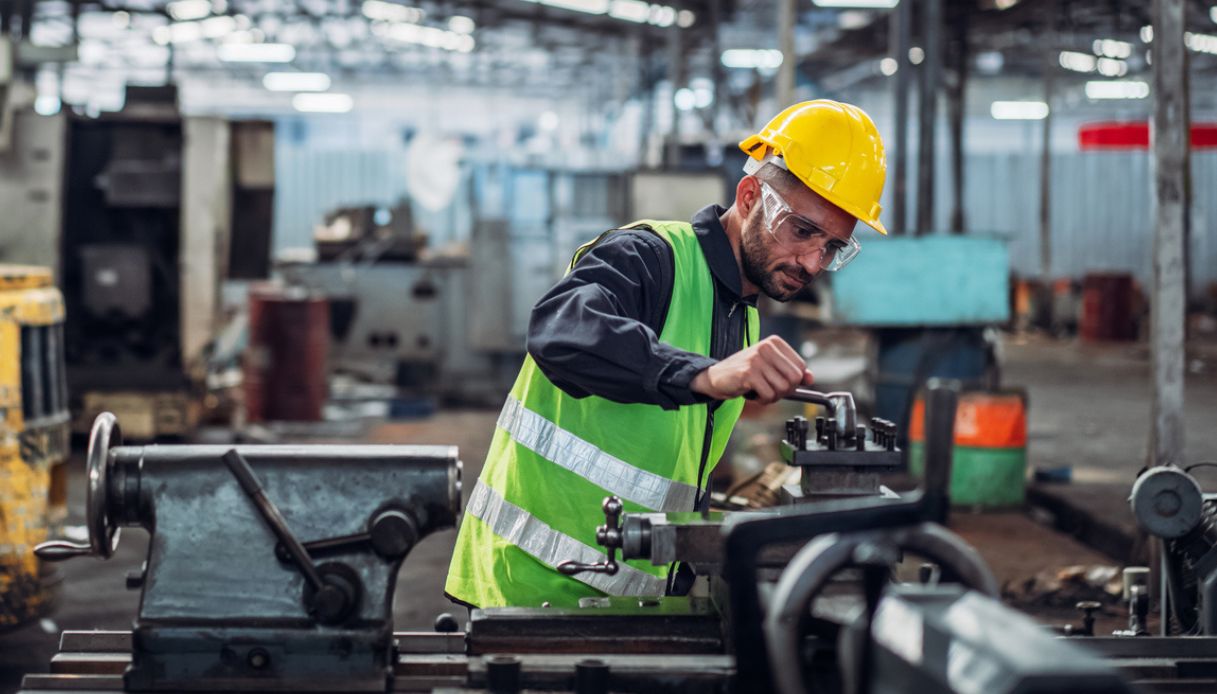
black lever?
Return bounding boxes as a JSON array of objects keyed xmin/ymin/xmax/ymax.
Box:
[
  {"xmin": 222, "ymin": 449, "xmax": 359, "ymax": 625},
  {"xmin": 557, "ymin": 497, "xmax": 623, "ymax": 576},
  {"xmin": 275, "ymin": 509, "xmax": 419, "ymax": 563}
]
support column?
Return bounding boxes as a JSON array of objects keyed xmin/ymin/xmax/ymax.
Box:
[
  {"xmin": 1149, "ymin": 0, "xmax": 1189, "ymax": 470},
  {"xmin": 890, "ymin": 0, "xmax": 912, "ymax": 235},
  {"xmin": 776, "ymin": 0, "xmax": 796, "ymax": 108},
  {"xmin": 946, "ymin": 6, "xmax": 967, "ymax": 234},
  {"xmin": 1039, "ymin": 6, "xmax": 1056, "ymax": 277},
  {"xmin": 916, "ymin": 0, "xmax": 942, "ymax": 234}
]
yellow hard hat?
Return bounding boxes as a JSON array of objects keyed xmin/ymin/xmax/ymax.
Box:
[{"xmin": 739, "ymin": 100, "xmax": 888, "ymax": 235}]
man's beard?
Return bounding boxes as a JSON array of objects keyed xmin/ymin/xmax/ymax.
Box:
[{"xmin": 740, "ymin": 210, "xmax": 813, "ymax": 302}]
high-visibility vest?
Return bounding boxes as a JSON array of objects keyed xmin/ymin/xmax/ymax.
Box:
[{"xmin": 445, "ymin": 220, "xmax": 760, "ymax": 608}]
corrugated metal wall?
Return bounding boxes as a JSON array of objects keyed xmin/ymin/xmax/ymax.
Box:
[
  {"xmin": 274, "ymin": 140, "xmax": 1217, "ymax": 299},
  {"xmin": 896, "ymin": 150, "xmax": 1216, "ymax": 297}
]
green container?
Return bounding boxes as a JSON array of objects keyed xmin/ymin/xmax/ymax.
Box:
[{"xmin": 909, "ymin": 442, "xmax": 1027, "ymax": 508}]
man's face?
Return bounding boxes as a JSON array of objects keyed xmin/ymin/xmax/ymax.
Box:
[{"xmin": 740, "ymin": 177, "xmax": 858, "ymax": 301}]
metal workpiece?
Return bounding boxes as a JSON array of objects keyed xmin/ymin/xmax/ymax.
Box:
[
  {"xmin": 34, "ymin": 413, "xmax": 463, "ymax": 692},
  {"xmin": 1131, "ymin": 466, "xmax": 1205, "ymax": 539}
]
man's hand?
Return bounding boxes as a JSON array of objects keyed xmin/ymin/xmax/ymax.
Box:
[{"xmin": 689, "ymin": 336, "xmax": 813, "ymax": 404}]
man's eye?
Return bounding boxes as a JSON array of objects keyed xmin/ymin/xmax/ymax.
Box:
[{"xmin": 793, "ymin": 225, "xmax": 824, "ymax": 239}]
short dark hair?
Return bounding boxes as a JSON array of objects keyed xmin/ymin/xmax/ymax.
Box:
[{"xmin": 753, "ymin": 160, "xmax": 802, "ymax": 195}]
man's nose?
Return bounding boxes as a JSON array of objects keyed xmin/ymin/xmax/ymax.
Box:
[{"xmin": 793, "ymin": 248, "xmax": 823, "ymax": 277}]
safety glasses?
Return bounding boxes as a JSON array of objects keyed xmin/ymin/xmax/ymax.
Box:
[{"xmin": 759, "ymin": 181, "xmax": 861, "ymax": 272}]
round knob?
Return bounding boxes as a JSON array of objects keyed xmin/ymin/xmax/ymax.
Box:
[
  {"xmin": 369, "ymin": 509, "xmax": 418, "ymax": 559},
  {"xmin": 433, "ymin": 613, "xmax": 460, "ymax": 633}
]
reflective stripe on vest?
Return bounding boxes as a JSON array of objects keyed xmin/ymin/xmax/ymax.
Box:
[
  {"xmin": 497, "ymin": 395, "xmax": 699, "ymax": 512},
  {"xmin": 466, "ymin": 479, "xmax": 667, "ymax": 596}
]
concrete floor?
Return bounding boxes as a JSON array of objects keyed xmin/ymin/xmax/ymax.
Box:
[{"xmin": 3, "ymin": 333, "xmax": 1215, "ymax": 692}]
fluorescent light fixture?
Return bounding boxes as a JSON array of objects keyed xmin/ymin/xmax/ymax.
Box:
[
  {"xmin": 166, "ymin": 0, "xmax": 211, "ymax": 21},
  {"xmin": 677, "ymin": 9, "xmax": 695, "ymax": 27},
  {"xmin": 218, "ymin": 42, "xmax": 295, "ymax": 63},
  {"xmin": 674, "ymin": 88, "xmax": 697, "ymax": 111},
  {"xmin": 385, "ymin": 22, "xmax": 475, "ymax": 52},
  {"xmin": 447, "ymin": 15, "xmax": 475, "ymax": 33},
  {"xmin": 991, "ymin": 101, "xmax": 1049, "ymax": 120},
  {"xmin": 362, "ymin": 0, "xmax": 424, "ymax": 23},
  {"xmin": 292, "ymin": 93, "xmax": 353, "ymax": 113},
  {"xmin": 811, "ymin": 0, "xmax": 898, "ymax": 7},
  {"xmin": 263, "ymin": 72, "xmax": 332, "ymax": 92},
  {"xmin": 1085, "ymin": 80, "xmax": 1149, "ymax": 100},
  {"xmin": 1141, "ymin": 25, "xmax": 1153, "ymax": 43},
  {"xmin": 200, "ymin": 15, "xmax": 237, "ymax": 38},
  {"xmin": 1187, "ymin": 31, "xmax": 1217, "ymax": 55},
  {"xmin": 1092, "ymin": 38, "xmax": 1132, "ymax": 58},
  {"xmin": 1096, "ymin": 57, "xmax": 1128, "ymax": 77},
  {"xmin": 1059, "ymin": 50, "xmax": 1096, "ymax": 72},
  {"xmin": 909, "ymin": 46, "xmax": 924, "ymax": 64},
  {"xmin": 537, "ymin": 0, "xmax": 609, "ymax": 14},
  {"xmin": 721, "ymin": 49, "xmax": 783, "ymax": 69},
  {"xmin": 34, "ymin": 95, "xmax": 61, "ymax": 116},
  {"xmin": 879, "ymin": 57, "xmax": 898, "ymax": 75},
  {"xmin": 609, "ymin": 0, "xmax": 650, "ymax": 22}
]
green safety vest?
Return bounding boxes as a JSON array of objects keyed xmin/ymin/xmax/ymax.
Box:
[{"xmin": 445, "ymin": 220, "xmax": 760, "ymax": 608}]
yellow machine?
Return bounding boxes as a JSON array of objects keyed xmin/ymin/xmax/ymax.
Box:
[{"xmin": 0, "ymin": 264, "xmax": 70, "ymax": 629}]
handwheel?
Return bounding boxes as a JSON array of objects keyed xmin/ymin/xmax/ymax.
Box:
[
  {"xmin": 764, "ymin": 523, "xmax": 998, "ymax": 694},
  {"xmin": 86, "ymin": 412, "xmax": 122, "ymax": 559}
]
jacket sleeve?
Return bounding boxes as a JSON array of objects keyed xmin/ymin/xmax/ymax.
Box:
[{"xmin": 526, "ymin": 230, "xmax": 717, "ymax": 410}]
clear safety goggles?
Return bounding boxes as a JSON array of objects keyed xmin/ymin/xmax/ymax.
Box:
[{"xmin": 759, "ymin": 181, "xmax": 861, "ymax": 272}]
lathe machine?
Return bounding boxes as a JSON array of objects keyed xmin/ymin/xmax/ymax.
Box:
[{"xmin": 24, "ymin": 387, "xmax": 1190, "ymax": 693}]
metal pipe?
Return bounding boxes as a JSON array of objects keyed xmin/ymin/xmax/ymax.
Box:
[
  {"xmin": 947, "ymin": 7, "xmax": 967, "ymax": 234},
  {"xmin": 922, "ymin": 383, "xmax": 958, "ymax": 525},
  {"xmin": 1039, "ymin": 7, "xmax": 1056, "ymax": 278},
  {"xmin": 915, "ymin": 0, "xmax": 942, "ymax": 234},
  {"xmin": 776, "ymin": 0, "xmax": 796, "ymax": 108},
  {"xmin": 890, "ymin": 0, "xmax": 911, "ymax": 235}
]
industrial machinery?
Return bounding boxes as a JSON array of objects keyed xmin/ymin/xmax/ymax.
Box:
[
  {"xmin": 32, "ymin": 413, "xmax": 461, "ymax": 691},
  {"xmin": 0, "ymin": 264, "xmax": 70, "ymax": 629},
  {"xmin": 0, "ymin": 92, "xmax": 274, "ymax": 439},
  {"xmin": 24, "ymin": 389, "xmax": 1176, "ymax": 692}
]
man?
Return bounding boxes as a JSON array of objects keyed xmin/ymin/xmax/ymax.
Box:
[{"xmin": 446, "ymin": 99, "xmax": 888, "ymax": 608}]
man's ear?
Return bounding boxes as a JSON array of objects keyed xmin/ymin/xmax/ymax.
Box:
[{"xmin": 735, "ymin": 175, "xmax": 761, "ymax": 217}]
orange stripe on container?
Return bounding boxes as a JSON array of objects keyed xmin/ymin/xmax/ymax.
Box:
[{"xmin": 909, "ymin": 391, "xmax": 1027, "ymax": 449}]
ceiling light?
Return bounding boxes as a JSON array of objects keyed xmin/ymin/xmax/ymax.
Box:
[
  {"xmin": 361, "ymin": 0, "xmax": 424, "ymax": 23},
  {"xmin": 218, "ymin": 42, "xmax": 295, "ymax": 62},
  {"xmin": 1092, "ymin": 38, "xmax": 1132, "ymax": 58},
  {"xmin": 994, "ymin": 0, "xmax": 1019, "ymax": 8},
  {"xmin": 1187, "ymin": 31, "xmax": 1217, "ymax": 55},
  {"xmin": 293, "ymin": 93, "xmax": 353, "ymax": 113},
  {"xmin": 166, "ymin": 0, "xmax": 211, "ymax": 21},
  {"xmin": 34, "ymin": 95, "xmax": 61, "ymax": 116},
  {"xmin": 1096, "ymin": 57, "xmax": 1128, "ymax": 77},
  {"xmin": 112, "ymin": 11, "xmax": 130, "ymax": 28},
  {"xmin": 1141, "ymin": 25, "xmax": 1153, "ymax": 43},
  {"xmin": 536, "ymin": 0, "xmax": 610, "ymax": 15},
  {"xmin": 909, "ymin": 46, "xmax": 924, "ymax": 64},
  {"xmin": 1085, "ymin": 80, "xmax": 1149, "ymax": 100},
  {"xmin": 1058, "ymin": 50, "xmax": 1095, "ymax": 72},
  {"xmin": 263, "ymin": 72, "xmax": 332, "ymax": 92},
  {"xmin": 677, "ymin": 10, "xmax": 695, "ymax": 27},
  {"xmin": 609, "ymin": 0, "xmax": 650, "ymax": 22},
  {"xmin": 674, "ymin": 88, "xmax": 697, "ymax": 111},
  {"xmin": 991, "ymin": 101, "xmax": 1049, "ymax": 120},
  {"xmin": 1212, "ymin": 6, "xmax": 1217, "ymax": 24},
  {"xmin": 879, "ymin": 57, "xmax": 898, "ymax": 75},
  {"xmin": 721, "ymin": 49, "xmax": 783, "ymax": 69},
  {"xmin": 811, "ymin": 0, "xmax": 898, "ymax": 7},
  {"xmin": 447, "ymin": 15, "xmax": 475, "ymax": 33},
  {"xmin": 200, "ymin": 15, "xmax": 237, "ymax": 38}
]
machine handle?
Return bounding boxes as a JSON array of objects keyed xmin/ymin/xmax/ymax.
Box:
[
  {"xmin": 557, "ymin": 497, "xmax": 623, "ymax": 577},
  {"xmin": 33, "ymin": 541, "xmax": 93, "ymax": 562},
  {"xmin": 222, "ymin": 449, "xmax": 326, "ymax": 592}
]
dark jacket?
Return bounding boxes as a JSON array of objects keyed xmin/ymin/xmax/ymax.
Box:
[{"xmin": 527, "ymin": 205, "xmax": 758, "ymax": 410}]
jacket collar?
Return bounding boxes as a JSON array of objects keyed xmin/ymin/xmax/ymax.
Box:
[{"xmin": 691, "ymin": 205, "xmax": 757, "ymax": 305}]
